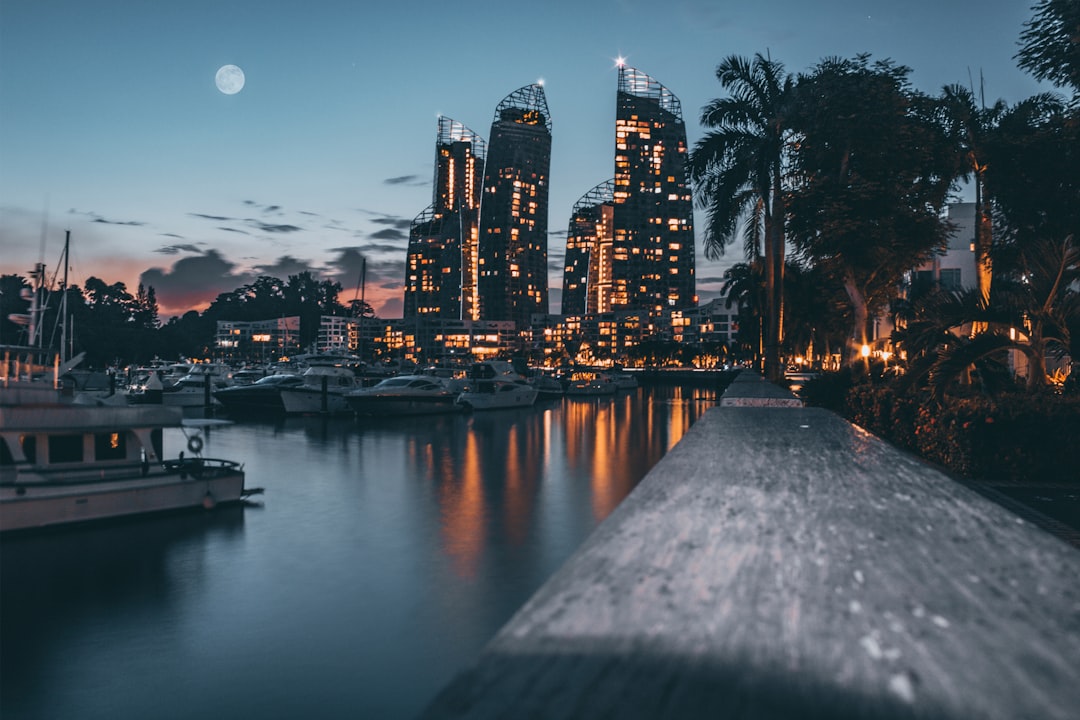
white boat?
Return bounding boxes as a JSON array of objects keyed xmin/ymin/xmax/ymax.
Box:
[
  {"xmin": 278, "ymin": 364, "xmax": 363, "ymax": 414},
  {"xmin": 0, "ymin": 381, "xmax": 249, "ymax": 532},
  {"xmin": 345, "ymin": 375, "xmax": 463, "ymax": 417},
  {"xmin": 456, "ymin": 361, "xmax": 538, "ymax": 411},
  {"xmin": 161, "ymin": 363, "xmax": 233, "ymax": 408}
]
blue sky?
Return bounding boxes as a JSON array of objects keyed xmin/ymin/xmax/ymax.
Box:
[{"xmin": 0, "ymin": 0, "xmax": 1048, "ymax": 318}]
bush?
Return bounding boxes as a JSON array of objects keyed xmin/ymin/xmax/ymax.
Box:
[{"xmin": 801, "ymin": 370, "xmax": 1080, "ymax": 483}]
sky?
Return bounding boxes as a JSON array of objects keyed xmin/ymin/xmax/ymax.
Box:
[{"xmin": 0, "ymin": 0, "xmax": 1050, "ymax": 320}]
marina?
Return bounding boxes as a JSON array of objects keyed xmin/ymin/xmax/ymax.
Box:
[{"xmin": 1, "ymin": 383, "xmax": 720, "ymax": 719}]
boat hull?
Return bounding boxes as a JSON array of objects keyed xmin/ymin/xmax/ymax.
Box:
[
  {"xmin": 279, "ymin": 388, "xmax": 353, "ymax": 414},
  {"xmin": 348, "ymin": 394, "xmax": 463, "ymax": 417},
  {"xmin": 0, "ymin": 465, "xmax": 245, "ymax": 532}
]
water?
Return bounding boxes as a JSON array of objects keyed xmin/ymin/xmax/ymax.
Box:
[{"xmin": 1, "ymin": 385, "xmax": 720, "ymax": 720}]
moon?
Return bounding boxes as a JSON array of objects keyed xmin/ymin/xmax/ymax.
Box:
[{"xmin": 215, "ymin": 65, "xmax": 245, "ymax": 95}]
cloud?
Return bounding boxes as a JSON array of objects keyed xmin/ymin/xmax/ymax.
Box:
[
  {"xmin": 67, "ymin": 209, "xmax": 145, "ymax": 226},
  {"xmin": 384, "ymin": 175, "xmax": 420, "ymax": 185},
  {"xmin": 154, "ymin": 243, "xmax": 202, "ymax": 255},
  {"xmin": 160, "ymin": 233, "xmax": 185, "ymax": 239},
  {"xmin": 92, "ymin": 216, "xmax": 145, "ymax": 226},
  {"xmin": 246, "ymin": 220, "xmax": 302, "ymax": 233},
  {"xmin": 140, "ymin": 249, "xmax": 254, "ymax": 318},
  {"xmin": 369, "ymin": 227, "xmax": 408, "ymax": 241},
  {"xmin": 189, "ymin": 212, "xmax": 233, "ymax": 222},
  {"xmin": 251, "ymin": 255, "xmax": 318, "ymax": 279},
  {"xmin": 219, "ymin": 226, "xmax": 251, "ymax": 234},
  {"xmin": 359, "ymin": 211, "xmax": 412, "ymax": 230}
]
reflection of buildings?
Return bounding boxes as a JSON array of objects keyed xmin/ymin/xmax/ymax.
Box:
[
  {"xmin": 404, "ymin": 117, "xmax": 487, "ymax": 321},
  {"xmin": 477, "ymin": 84, "xmax": 553, "ymax": 329}
]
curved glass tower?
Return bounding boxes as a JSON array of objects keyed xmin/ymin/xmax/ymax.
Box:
[
  {"xmin": 404, "ymin": 117, "xmax": 486, "ymax": 320},
  {"xmin": 477, "ymin": 83, "xmax": 552, "ymax": 328},
  {"xmin": 611, "ymin": 65, "xmax": 696, "ymax": 316},
  {"xmin": 561, "ymin": 179, "xmax": 615, "ymax": 316}
]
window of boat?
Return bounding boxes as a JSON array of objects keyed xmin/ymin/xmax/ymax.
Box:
[
  {"xmin": 20, "ymin": 435, "xmax": 37, "ymax": 463},
  {"xmin": 94, "ymin": 432, "xmax": 127, "ymax": 461},
  {"xmin": 48, "ymin": 434, "xmax": 84, "ymax": 464},
  {"xmin": 0, "ymin": 437, "xmax": 13, "ymax": 466}
]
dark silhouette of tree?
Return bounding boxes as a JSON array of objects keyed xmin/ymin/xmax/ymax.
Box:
[
  {"xmin": 786, "ymin": 56, "xmax": 955, "ymax": 368},
  {"xmin": 689, "ymin": 53, "xmax": 793, "ymax": 381},
  {"xmin": 1016, "ymin": 0, "xmax": 1080, "ymax": 99}
]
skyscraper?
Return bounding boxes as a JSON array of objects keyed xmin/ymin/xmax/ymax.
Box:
[
  {"xmin": 403, "ymin": 117, "xmax": 486, "ymax": 320},
  {"xmin": 477, "ymin": 83, "xmax": 552, "ymax": 329},
  {"xmin": 561, "ymin": 179, "xmax": 615, "ymax": 316},
  {"xmin": 609, "ymin": 65, "xmax": 696, "ymax": 316}
]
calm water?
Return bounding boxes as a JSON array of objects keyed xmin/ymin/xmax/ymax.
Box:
[{"xmin": 1, "ymin": 385, "xmax": 720, "ymax": 720}]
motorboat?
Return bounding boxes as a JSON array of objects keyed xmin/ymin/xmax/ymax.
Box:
[
  {"xmin": 0, "ymin": 376, "xmax": 249, "ymax": 532},
  {"xmin": 345, "ymin": 375, "xmax": 463, "ymax": 417},
  {"xmin": 161, "ymin": 363, "xmax": 233, "ymax": 408},
  {"xmin": 456, "ymin": 360, "xmax": 537, "ymax": 411},
  {"xmin": 607, "ymin": 369, "xmax": 640, "ymax": 391},
  {"xmin": 213, "ymin": 373, "xmax": 304, "ymax": 414},
  {"xmin": 564, "ymin": 370, "xmax": 617, "ymax": 396},
  {"xmin": 528, "ymin": 372, "xmax": 565, "ymax": 399},
  {"xmin": 278, "ymin": 364, "xmax": 363, "ymax": 414}
]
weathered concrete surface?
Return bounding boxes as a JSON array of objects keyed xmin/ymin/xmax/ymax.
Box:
[
  {"xmin": 420, "ymin": 406, "xmax": 1080, "ymax": 719},
  {"xmin": 720, "ymin": 371, "xmax": 804, "ymax": 407}
]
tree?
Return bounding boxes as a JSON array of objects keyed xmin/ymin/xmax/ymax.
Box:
[
  {"xmin": 786, "ymin": 56, "xmax": 955, "ymax": 367},
  {"xmin": 895, "ymin": 235, "xmax": 1078, "ymax": 396},
  {"xmin": 939, "ymin": 84, "xmax": 1007, "ymax": 303},
  {"xmin": 689, "ymin": 53, "xmax": 793, "ymax": 381},
  {"xmin": 720, "ymin": 261, "xmax": 766, "ymax": 362},
  {"xmin": 1016, "ymin": 0, "xmax": 1080, "ymax": 99}
]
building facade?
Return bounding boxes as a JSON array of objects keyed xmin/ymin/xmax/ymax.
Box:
[
  {"xmin": 477, "ymin": 83, "xmax": 552, "ymax": 329},
  {"xmin": 561, "ymin": 180, "xmax": 616, "ymax": 316},
  {"xmin": 610, "ymin": 65, "xmax": 696, "ymax": 318},
  {"xmin": 404, "ymin": 116, "xmax": 487, "ymax": 321}
]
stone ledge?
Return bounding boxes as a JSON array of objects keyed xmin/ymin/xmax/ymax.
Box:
[{"xmin": 420, "ymin": 406, "xmax": 1080, "ymax": 719}]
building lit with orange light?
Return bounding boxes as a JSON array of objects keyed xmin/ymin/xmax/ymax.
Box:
[
  {"xmin": 477, "ymin": 83, "xmax": 552, "ymax": 329},
  {"xmin": 610, "ymin": 65, "xmax": 696, "ymax": 317},
  {"xmin": 561, "ymin": 180, "xmax": 615, "ymax": 316},
  {"xmin": 404, "ymin": 117, "xmax": 486, "ymax": 321}
]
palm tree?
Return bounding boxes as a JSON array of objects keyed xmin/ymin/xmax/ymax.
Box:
[
  {"xmin": 720, "ymin": 261, "xmax": 766, "ymax": 363},
  {"xmin": 689, "ymin": 53, "xmax": 793, "ymax": 382},
  {"xmin": 894, "ymin": 234, "xmax": 1078, "ymax": 397},
  {"xmin": 939, "ymin": 84, "xmax": 1006, "ymax": 304}
]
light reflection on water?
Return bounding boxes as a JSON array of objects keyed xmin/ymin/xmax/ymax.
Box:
[{"xmin": 1, "ymin": 385, "xmax": 719, "ymax": 720}]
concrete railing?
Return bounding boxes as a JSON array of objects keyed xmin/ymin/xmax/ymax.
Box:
[{"xmin": 419, "ymin": 372, "xmax": 1080, "ymax": 719}]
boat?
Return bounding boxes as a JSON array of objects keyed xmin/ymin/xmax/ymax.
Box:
[
  {"xmin": 608, "ymin": 369, "xmax": 639, "ymax": 391},
  {"xmin": 213, "ymin": 373, "xmax": 304, "ymax": 414},
  {"xmin": 564, "ymin": 370, "xmax": 617, "ymax": 396},
  {"xmin": 0, "ymin": 373, "xmax": 249, "ymax": 532},
  {"xmin": 161, "ymin": 363, "xmax": 233, "ymax": 408},
  {"xmin": 278, "ymin": 364, "xmax": 363, "ymax": 414},
  {"xmin": 456, "ymin": 360, "xmax": 538, "ymax": 411},
  {"xmin": 528, "ymin": 371, "xmax": 566, "ymax": 399},
  {"xmin": 345, "ymin": 375, "xmax": 464, "ymax": 417}
]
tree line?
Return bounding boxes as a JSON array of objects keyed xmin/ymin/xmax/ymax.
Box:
[{"xmin": 688, "ymin": 0, "xmax": 1078, "ymax": 390}]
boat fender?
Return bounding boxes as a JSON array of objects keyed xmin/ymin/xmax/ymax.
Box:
[
  {"xmin": 202, "ymin": 492, "xmax": 216, "ymax": 510},
  {"xmin": 187, "ymin": 435, "xmax": 203, "ymax": 454}
]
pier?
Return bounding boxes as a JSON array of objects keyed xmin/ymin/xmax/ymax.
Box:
[{"xmin": 420, "ymin": 372, "xmax": 1080, "ymax": 719}]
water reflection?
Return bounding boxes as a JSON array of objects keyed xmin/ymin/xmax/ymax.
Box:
[{"xmin": 2, "ymin": 385, "xmax": 720, "ymax": 720}]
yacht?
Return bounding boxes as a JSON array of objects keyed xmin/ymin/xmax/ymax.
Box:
[
  {"xmin": 161, "ymin": 363, "xmax": 233, "ymax": 408},
  {"xmin": 0, "ymin": 374, "xmax": 249, "ymax": 532},
  {"xmin": 456, "ymin": 361, "xmax": 538, "ymax": 411},
  {"xmin": 564, "ymin": 370, "xmax": 617, "ymax": 397},
  {"xmin": 213, "ymin": 373, "xmax": 304, "ymax": 414},
  {"xmin": 345, "ymin": 375, "xmax": 463, "ymax": 417},
  {"xmin": 278, "ymin": 364, "xmax": 363, "ymax": 414}
]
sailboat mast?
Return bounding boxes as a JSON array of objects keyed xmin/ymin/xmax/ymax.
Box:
[{"xmin": 61, "ymin": 230, "xmax": 70, "ymax": 363}]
